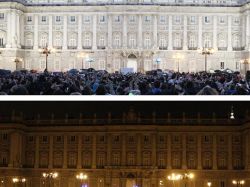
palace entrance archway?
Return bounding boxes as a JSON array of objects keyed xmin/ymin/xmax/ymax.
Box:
[{"xmin": 127, "ymin": 54, "xmax": 138, "ymax": 72}]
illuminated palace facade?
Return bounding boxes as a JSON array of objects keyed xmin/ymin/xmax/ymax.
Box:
[
  {"xmin": 0, "ymin": 109, "xmax": 250, "ymax": 187},
  {"xmin": 0, "ymin": 0, "xmax": 249, "ymax": 72}
]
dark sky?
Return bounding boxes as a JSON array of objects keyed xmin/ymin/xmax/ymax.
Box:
[{"xmin": 0, "ymin": 101, "xmax": 249, "ymax": 120}]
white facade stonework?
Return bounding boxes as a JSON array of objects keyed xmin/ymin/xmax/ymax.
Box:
[{"xmin": 0, "ymin": 0, "xmax": 249, "ymax": 72}]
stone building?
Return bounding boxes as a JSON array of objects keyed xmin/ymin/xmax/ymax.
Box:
[
  {"xmin": 0, "ymin": 0, "xmax": 249, "ymax": 72},
  {"xmin": 0, "ymin": 108, "xmax": 250, "ymax": 187}
]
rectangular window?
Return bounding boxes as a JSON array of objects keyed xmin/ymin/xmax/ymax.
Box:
[
  {"xmin": 42, "ymin": 136, "xmax": 48, "ymax": 142},
  {"xmin": 204, "ymin": 16, "xmax": 210, "ymax": 23},
  {"xmin": 70, "ymin": 136, "xmax": 76, "ymax": 142},
  {"xmin": 0, "ymin": 13, "xmax": 4, "ymax": 20},
  {"xmin": 56, "ymin": 136, "xmax": 62, "ymax": 142},
  {"xmin": 56, "ymin": 16, "xmax": 61, "ymax": 22},
  {"xmin": 41, "ymin": 16, "xmax": 47, "ymax": 22},
  {"xmin": 114, "ymin": 15, "xmax": 120, "ymax": 22},
  {"xmin": 70, "ymin": 16, "xmax": 76, "ymax": 22},
  {"xmin": 220, "ymin": 62, "xmax": 224, "ymax": 69},
  {"xmin": 160, "ymin": 16, "xmax": 166, "ymax": 23},
  {"xmin": 220, "ymin": 181, "xmax": 225, "ymax": 187},
  {"xmin": 145, "ymin": 16, "xmax": 151, "ymax": 22},
  {"xmin": 234, "ymin": 17, "xmax": 240, "ymax": 24},
  {"xmin": 28, "ymin": 136, "xmax": 34, "ymax": 142},
  {"xmin": 0, "ymin": 38, "xmax": 3, "ymax": 47},
  {"xmin": 190, "ymin": 16, "xmax": 196, "ymax": 24},
  {"xmin": 27, "ymin": 16, "xmax": 32, "ymax": 22},
  {"xmin": 84, "ymin": 16, "xmax": 90, "ymax": 23},
  {"xmin": 219, "ymin": 17, "xmax": 225, "ymax": 24},
  {"xmin": 100, "ymin": 15, "xmax": 105, "ymax": 23},
  {"xmin": 130, "ymin": 15, "xmax": 135, "ymax": 23},
  {"xmin": 3, "ymin": 134, "xmax": 7, "ymax": 140}
]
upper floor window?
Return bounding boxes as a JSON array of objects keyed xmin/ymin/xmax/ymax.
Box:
[
  {"xmin": 99, "ymin": 15, "xmax": 105, "ymax": 23},
  {"xmin": 144, "ymin": 16, "xmax": 151, "ymax": 23},
  {"xmin": 219, "ymin": 17, "xmax": 225, "ymax": 24},
  {"xmin": 114, "ymin": 15, "xmax": 121, "ymax": 22},
  {"xmin": 84, "ymin": 16, "xmax": 90, "ymax": 23},
  {"xmin": 159, "ymin": 15, "xmax": 166, "ymax": 23},
  {"xmin": 190, "ymin": 16, "xmax": 196, "ymax": 24},
  {"xmin": 234, "ymin": 17, "xmax": 240, "ymax": 24},
  {"xmin": 129, "ymin": 15, "xmax": 136, "ymax": 23},
  {"xmin": 56, "ymin": 16, "xmax": 61, "ymax": 22},
  {"xmin": 70, "ymin": 16, "xmax": 76, "ymax": 23},
  {"xmin": 41, "ymin": 16, "xmax": 47, "ymax": 22},
  {"xmin": 174, "ymin": 16, "xmax": 181, "ymax": 24},
  {"xmin": 27, "ymin": 16, "xmax": 32, "ymax": 22},
  {"xmin": 0, "ymin": 13, "xmax": 4, "ymax": 20},
  {"xmin": 204, "ymin": 16, "xmax": 210, "ymax": 23}
]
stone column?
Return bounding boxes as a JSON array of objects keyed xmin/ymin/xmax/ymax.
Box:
[
  {"xmin": 77, "ymin": 15, "xmax": 82, "ymax": 50},
  {"xmin": 168, "ymin": 15, "xmax": 173, "ymax": 50},
  {"xmin": 92, "ymin": 134, "xmax": 97, "ymax": 169},
  {"xmin": 212, "ymin": 134, "xmax": 217, "ymax": 170},
  {"xmin": 16, "ymin": 12, "xmax": 21, "ymax": 48},
  {"xmin": 183, "ymin": 15, "xmax": 188, "ymax": 50},
  {"xmin": 34, "ymin": 15, "xmax": 39, "ymax": 50},
  {"xmin": 107, "ymin": 134, "xmax": 111, "ymax": 166},
  {"xmin": 6, "ymin": 11, "xmax": 11, "ymax": 48},
  {"xmin": 137, "ymin": 134, "xmax": 141, "ymax": 166},
  {"xmin": 213, "ymin": 15, "xmax": 217, "ymax": 50},
  {"xmin": 20, "ymin": 13, "xmax": 24, "ymax": 47},
  {"xmin": 227, "ymin": 15, "xmax": 232, "ymax": 51},
  {"xmin": 198, "ymin": 15, "xmax": 203, "ymax": 48},
  {"xmin": 245, "ymin": 131, "xmax": 250, "ymax": 169},
  {"xmin": 48, "ymin": 135, "xmax": 53, "ymax": 169},
  {"xmin": 63, "ymin": 135, "xmax": 68, "ymax": 168},
  {"xmin": 197, "ymin": 135, "xmax": 202, "ymax": 169},
  {"xmin": 11, "ymin": 11, "xmax": 17, "ymax": 48},
  {"xmin": 108, "ymin": 15, "xmax": 112, "ymax": 48},
  {"xmin": 121, "ymin": 134, "xmax": 126, "ymax": 166},
  {"xmin": 153, "ymin": 15, "xmax": 158, "ymax": 48},
  {"xmin": 63, "ymin": 15, "xmax": 68, "ymax": 50},
  {"xmin": 48, "ymin": 15, "xmax": 53, "ymax": 48},
  {"xmin": 34, "ymin": 135, "xmax": 40, "ymax": 168},
  {"xmin": 77, "ymin": 135, "xmax": 82, "ymax": 169},
  {"xmin": 122, "ymin": 15, "xmax": 127, "ymax": 48},
  {"xmin": 246, "ymin": 14, "xmax": 250, "ymax": 50},
  {"xmin": 92, "ymin": 14, "xmax": 97, "ymax": 50},
  {"xmin": 152, "ymin": 134, "xmax": 157, "ymax": 167},
  {"xmin": 182, "ymin": 134, "xmax": 187, "ymax": 169},
  {"xmin": 167, "ymin": 134, "xmax": 171, "ymax": 169},
  {"xmin": 138, "ymin": 15, "xmax": 142, "ymax": 49},
  {"xmin": 228, "ymin": 134, "xmax": 232, "ymax": 170}
]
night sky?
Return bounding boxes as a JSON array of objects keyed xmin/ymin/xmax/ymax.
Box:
[{"xmin": 0, "ymin": 101, "xmax": 249, "ymax": 120}]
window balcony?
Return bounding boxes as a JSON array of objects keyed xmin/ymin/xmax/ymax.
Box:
[
  {"xmin": 188, "ymin": 47, "xmax": 198, "ymax": 50},
  {"xmin": 233, "ymin": 47, "xmax": 244, "ymax": 51},
  {"xmin": 68, "ymin": 46, "xmax": 77, "ymax": 50},
  {"xmin": 22, "ymin": 46, "xmax": 33, "ymax": 49},
  {"xmin": 54, "ymin": 46, "xmax": 62, "ymax": 50},
  {"xmin": 0, "ymin": 45, "xmax": 6, "ymax": 48},
  {"xmin": 218, "ymin": 47, "xmax": 227, "ymax": 51},
  {"xmin": 173, "ymin": 47, "xmax": 183, "ymax": 50},
  {"xmin": 83, "ymin": 46, "xmax": 92, "ymax": 50},
  {"xmin": 97, "ymin": 46, "xmax": 106, "ymax": 50},
  {"xmin": 159, "ymin": 47, "xmax": 168, "ymax": 50}
]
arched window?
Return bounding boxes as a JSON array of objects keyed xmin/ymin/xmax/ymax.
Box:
[
  {"xmin": 25, "ymin": 33, "xmax": 33, "ymax": 48},
  {"xmin": 173, "ymin": 33, "xmax": 182, "ymax": 49},
  {"xmin": 99, "ymin": 35, "xmax": 105, "ymax": 47},
  {"xmin": 232, "ymin": 34, "xmax": 241, "ymax": 49},
  {"xmin": 113, "ymin": 33, "xmax": 121, "ymax": 47},
  {"xmin": 159, "ymin": 34, "xmax": 167, "ymax": 49},
  {"xmin": 112, "ymin": 152, "xmax": 120, "ymax": 166},
  {"xmin": 144, "ymin": 34, "xmax": 151, "ymax": 48},
  {"xmin": 129, "ymin": 33, "xmax": 136, "ymax": 48},
  {"xmin": 40, "ymin": 33, "xmax": 48, "ymax": 47},
  {"xmin": 84, "ymin": 32, "xmax": 92, "ymax": 47},
  {"xmin": 68, "ymin": 33, "xmax": 77, "ymax": 47},
  {"xmin": 54, "ymin": 32, "xmax": 62, "ymax": 47},
  {"xmin": 217, "ymin": 34, "xmax": 227, "ymax": 50},
  {"xmin": 188, "ymin": 34, "xmax": 196, "ymax": 49},
  {"xmin": 204, "ymin": 34, "xmax": 212, "ymax": 48},
  {"xmin": 127, "ymin": 152, "xmax": 136, "ymax": 166}
]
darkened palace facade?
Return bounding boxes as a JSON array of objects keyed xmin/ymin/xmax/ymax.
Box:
[{"xmin": 0, "ymin": 102, "xmax": 250, "ymax": 187}]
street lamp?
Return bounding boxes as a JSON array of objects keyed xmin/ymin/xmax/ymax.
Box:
[
  {"xmin": 197, "ymin": 47, "xmax": 215, "ymax": 72},
  {"xmin": 240, "ymin": 59, "xmax": 250, "ymax": 76},
  {"xmin": 167, "ymin": 173, "xmax": 182, "ymax": 187},
  {"xmin": 39, "ymin": 44, "xmax": 56, "ymax": 72},
  {"xmin": 76, "ymin": 172, "xmax": 88, "ymax": 187},
  {"xmin": 173, "ymin": 53, "xmax": 184, "ymax": 72},
  {"xmin": 42, "ymin": 172, "xmax": 58, "ymax": 187},
  {"xmin": 207, "ymin": 182, "xmax": 212, "ymax": 187},
  {"xmin": 14, "ymin": 58, "xmax": 23, "ymax": 71},
  {"xmin": 12, "ymin": 177, "xmax": 26, "ymax": 187},
  {"xmin": 232, "ymin": 180, "xmax": 245, "ymax": 187},
  {"xmin": 156, "ymin": 58, "xmax": 161, "ymax": 70},
  {"xmin": 77, "ymin": 52, "xmax": 94, "ymax": 70}
]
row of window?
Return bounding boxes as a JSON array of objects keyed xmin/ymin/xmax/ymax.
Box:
[{"xmin": 22, "ymin": 14, "xmax": 242, "ymax": 25}]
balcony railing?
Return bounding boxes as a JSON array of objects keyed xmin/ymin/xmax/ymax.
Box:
[
  {"xmin": 218, "ymin": 47, "xmax": 227, "ymax": 51},
  {"xmin": 97, "ymin": 46, "xmax": 106, "ymax": 50},
  {"xmin": 54, "ymin": 46, "xmax": 62, "ymax": 50},
  {"xmin": 173, "ymin": 47, "xmax": 183, "ymax": 50},
  {"xmin": 159, "ymin": 47, "xmax": 168, "ymax": 50},
  {"xmin": 83, "ymin": 46, "xmax": 92, "ymax": 50},
  {"xmin": 188, "ymin": 47, "xmax": 198, "ymax": 50},
  {"xmin": 68, "ymin": 46, "xmax": 77, "ymax": 50},
  {"xmin": 233, "ymin": 47, "xmax": 245, "ymax": 51},
  {"xmin": 0, "ymin": 45, "xmax": 6, "ymax": 48}
]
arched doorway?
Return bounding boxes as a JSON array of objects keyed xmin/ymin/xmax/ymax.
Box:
[
  {"xmin": 127, "ymin": 54, "xmax": 138, "ymax": 73},
  {"xmin": 126, "ymin": 173, "xmax": 137, "ymax": 187}
]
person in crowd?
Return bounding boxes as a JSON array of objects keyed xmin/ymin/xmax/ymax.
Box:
[{"xmin": 0, "ymin": 68, "xmax": 248, "ymax": 95}]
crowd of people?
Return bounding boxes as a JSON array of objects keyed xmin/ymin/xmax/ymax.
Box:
[{"xmin": 0, "ymin": 68, "xmax": 249, "ymax": 95}]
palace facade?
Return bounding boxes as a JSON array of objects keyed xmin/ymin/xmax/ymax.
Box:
[
  {"xmin": 0, "ymin": 0, "xmax": 249, "ymax": 72},
  {"xmin": 0, "ymin": 108, "xmax": 250, "ymax": 187}
]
